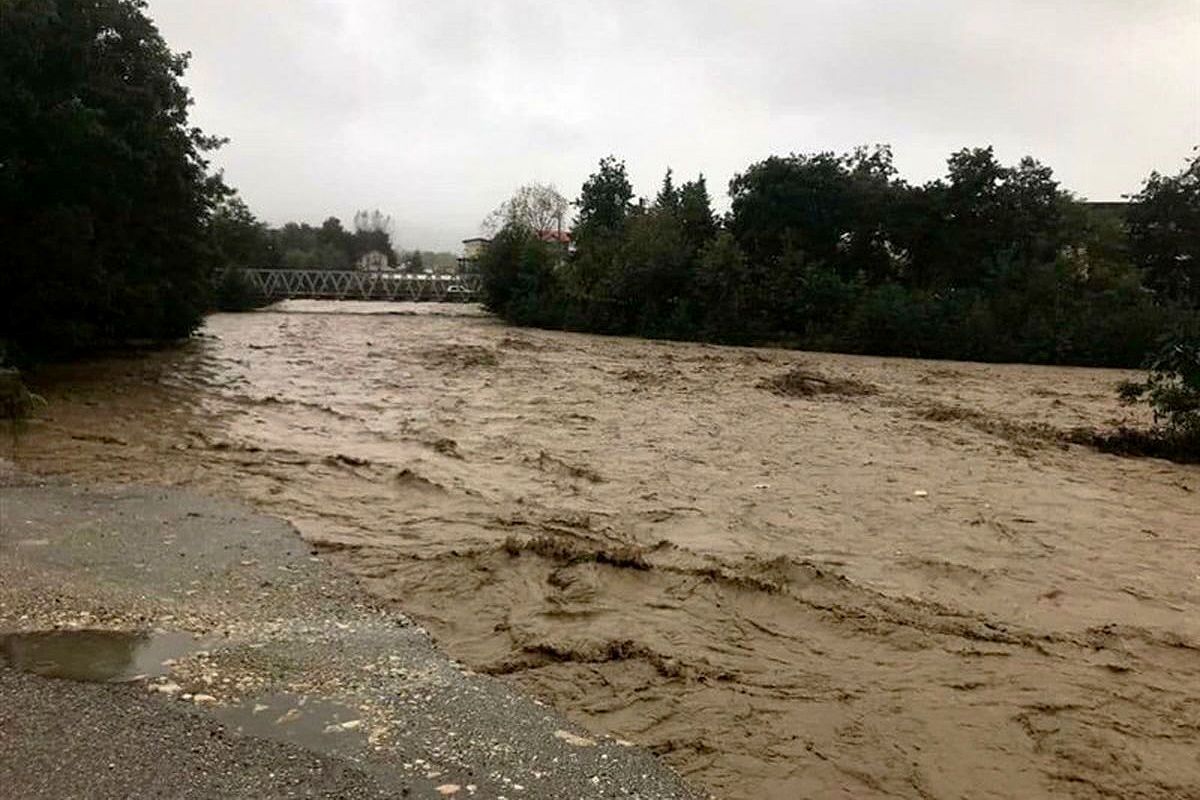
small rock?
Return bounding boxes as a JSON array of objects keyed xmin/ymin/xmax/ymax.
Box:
[
  {"xmin": 192, "ymin": 694, "xmax": 217, "ymax": 705},
  {"xmin": 436, "ymin": 786, "xmax": 461, "ymax": 797},
  {"xmin": 913, "ymin": 490, "xmax": 929, "ymax": 498}
]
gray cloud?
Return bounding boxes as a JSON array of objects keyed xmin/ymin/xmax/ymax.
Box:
[{"xmin": 151, "ymin": 0, "xmax": 1199, "ymax": 252}]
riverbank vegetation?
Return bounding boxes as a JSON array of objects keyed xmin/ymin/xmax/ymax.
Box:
[
  {"xmin": 483, "ymin": 148, "xmax": 1198, "ymax": 368},
  {"xmin": 1, "ymin": 0, "xmax": 229, "ymax": 362},
  {"xmin": 0, "ymin": 0, "xmax": 442, "ymax": 359},
  {"xmin": 480, "ymin": 148, "xmax": 1199, "ymax": 456}
]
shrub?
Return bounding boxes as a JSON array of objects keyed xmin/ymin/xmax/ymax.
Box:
[{"xmin": 1115, "ymin": 327, "xmax": 1200, "ymax": 459}]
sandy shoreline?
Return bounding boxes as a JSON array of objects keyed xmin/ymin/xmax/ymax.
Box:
[{"xmin": 14, "ymin": 301, "xmax": 1200, "ymax": 799}]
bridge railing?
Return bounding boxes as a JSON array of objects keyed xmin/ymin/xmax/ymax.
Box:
[{"xmin": 240, "ymin": 269, "xmax": 482, "ymax": 302}]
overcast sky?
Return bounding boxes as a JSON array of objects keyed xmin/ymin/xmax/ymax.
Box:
[{"xmin": 149, "ymin": 0, "xmax": 1199, "ymax": 253}]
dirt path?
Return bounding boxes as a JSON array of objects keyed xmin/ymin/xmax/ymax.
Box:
[{"xmin": 15, "ymin": 302, "xmax": 1200, "ymax": 799}]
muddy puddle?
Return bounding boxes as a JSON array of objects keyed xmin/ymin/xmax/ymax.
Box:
[
  {"xmin": 1, "ymin": 629, "xmax": 198, "ymax": 683},
  {"xmin": 15, "ymin": 300, "xmax": 1200, "ymax": 799},
  {"xmin": 212, "ymin": 692, "xmax": 368, "ymax": 756}
]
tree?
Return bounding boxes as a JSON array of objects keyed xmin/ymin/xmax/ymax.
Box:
[
  {"xmin": 0, "ymin": 0, "xmax": 228, "ymax": 360},
  {"xmin": 677, "ymin": 174, "xmax": 718, "ymax": 255},
  {"xmin": 903, "ymin": 147, "xmax": 1066, "ymax": 287},
  {"xmin": 482, "ymin": 183, "xmax": 569, "ymax": 236},
  {"xmin": 1127, "ymin": 149, "xmax": 1200, "ymax": 307},
  {"xmin": 353, "ymin": 209, "xmax": 396, "ymax": 265},
  {"xmin": 574, "ymin": 157, "xmax": 635, "ymax": 239},
  {"xmin": 207, "ymin": 195, "xmax": 272, "ymax": 271},
  {"xmin": 655, "ymin": 168, "xmax": 679, "ymax": 213},
  {"xmin": 566, "ymin": 157, "xmax": 636, "ymax": 302}
]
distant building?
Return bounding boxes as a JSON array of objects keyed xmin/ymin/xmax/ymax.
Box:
[
  {"xmin": 535, "ymin": 229, "xmax": 571, "ymax": 247},
  {"xmin": 355, "ymin": 250, "xmax": 390, "ymax": 271},
  {"xmin": 461, "ymin": 237, "xmax": 491, "ymax": 260}
]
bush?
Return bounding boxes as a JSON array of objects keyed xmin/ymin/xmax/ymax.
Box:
[{"xmin": 1116, "ymin": 327, "xmax": 1200, "ymax": 458}]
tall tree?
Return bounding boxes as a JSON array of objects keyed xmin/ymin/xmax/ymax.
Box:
[
  {"xmin": 1127, "ymin": 149, "xmax": 1200, "ymax": 307},
  {"xmin": 574, "ymin": 156, "xmax": 635, "ymax": 239},
  {"xmin": 655, "ymin": 168, "xmax": 679, "ymax": 213},
  {"xmin": 677, "ymin": 174, "xmax": 718, "ymax": 254},
  {"xmin": 0, "ymin": 0, "xmax": 227, "ymax": 360},
  {"xmin": 482, "ymin": 183, "xmax": 569, "ymax": 235},
  {"xmin": 352, "ymin": 208, "xmax": 396, "ymax": 265}
]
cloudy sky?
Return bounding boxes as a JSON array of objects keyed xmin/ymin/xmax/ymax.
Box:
[{"xmin": 149, "ymin": 0, "xmax": 1199, "ymax": 253}]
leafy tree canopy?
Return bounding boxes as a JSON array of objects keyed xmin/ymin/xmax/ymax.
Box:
[
  {"xmin": 1, "ymin": 0, "xmax": 227, "ymax": 360},
  {"xmin": 1127, "ymin": 149, "xmax": 1200, "ymax": 307}
]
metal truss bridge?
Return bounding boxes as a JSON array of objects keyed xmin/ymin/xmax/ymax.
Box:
[{"xmin": 241, "ymin": 269, "xmax": 482, "ymax": 303}]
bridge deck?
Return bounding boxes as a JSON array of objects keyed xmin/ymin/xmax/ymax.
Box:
[{"xmin": 241, "ymin": 269, "xmax": 482, "ymax": 302}]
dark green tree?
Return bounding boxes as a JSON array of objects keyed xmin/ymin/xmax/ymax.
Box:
[
  {"xmin": 677, "ymin": 174, "xmax": 719, "ymax": 256},
  {"xmin": 1127, "ymin": 149, "xmax": 1200, "ymax": 307},
  {"xmin": 0, "ymin": 0, "xmax": 228, "ymax": 360},
  {"xmin": 655, "ymin": 168, "xmax": 679, "ymax": 213},
  {"xmin": 569, "ymin": 156, "xmax": 635, "ymax": 302},
  {"xmin": 207, "ymin": 196, "xmax": 272, "ymax": 271},
  {"xmin": 574, "ymin": 156, "xmax": 634, "ymax": 239},
  {"xmin": 903, "ymin": 147, "xmax": 1066, "ymax": 288}
]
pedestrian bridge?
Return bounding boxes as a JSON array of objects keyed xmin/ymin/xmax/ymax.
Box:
[{"xmin": 241, "ymin": 269, "xmax": 482, "ymax": 303}]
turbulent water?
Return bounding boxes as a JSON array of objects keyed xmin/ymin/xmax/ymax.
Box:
[{"xmin": 18, "ymin": 301, "xmax": 1200, "ymax": 799}]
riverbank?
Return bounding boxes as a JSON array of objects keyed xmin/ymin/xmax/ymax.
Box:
[
  {"xmin": 0, "ymin": 467, "xmax": 701, "ymax": 799},
  {"xmin": 13, "ymin": 301, "xmax": 1200, "ymax": 799}
]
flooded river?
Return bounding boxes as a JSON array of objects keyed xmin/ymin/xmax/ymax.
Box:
[{"xmin": 17, "ymin": 301, "xmax": 1200, "ymax": 799}]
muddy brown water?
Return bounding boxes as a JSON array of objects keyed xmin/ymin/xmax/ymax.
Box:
[{"xmin": 14, "ymin": 301, "xmax": 1200, "ymax": 799}]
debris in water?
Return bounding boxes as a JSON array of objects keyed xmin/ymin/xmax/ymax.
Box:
[
  {"xmin": 554, "ymin": 729, "xmax": 597, "ymax": 747},
  {"xmin": 214, "ymin": 693, "xmax": 367, "ymax": 755}
]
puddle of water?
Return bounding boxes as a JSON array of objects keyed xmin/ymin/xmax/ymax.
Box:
[
  {"xmin": 0, "ymin": 629, "xmax": 199, "ymax": 683},
  {"xmin": 213, "ymin": 692, "xmax": 368, "ymax": 755}
]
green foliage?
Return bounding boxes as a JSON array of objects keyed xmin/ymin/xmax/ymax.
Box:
[
  {"xmin": 269, "ymin": 210, "xmax": 396, "ymax": 271},
  {"xmin": 1118, "ymin": 327, "xmax": 1200, "ymax": 441},
  {"xmin": 207, "ymin": 195, "xmax": 273, "ymax": 271},
  {"xmin": 0, "ymin": 0, "xmax": 228, "ymax": 360},
  {"xmin": 900, "ymin": 148, "xmax": 1068, "ymax": 288},
  {"xmin": 481, "ymin": 146, "xmax": 1197, "ymax": 375},
  {"xmin": 1126, "ymin": 150, "xmax": 1200, "ymax": 307},
  {"xmin": 479, "ymin": 224, "xmax": 562, "ymax": 327},
  {"xmin": 575, "ymin": 156, "xmax": 635, "ymax": 241}
]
